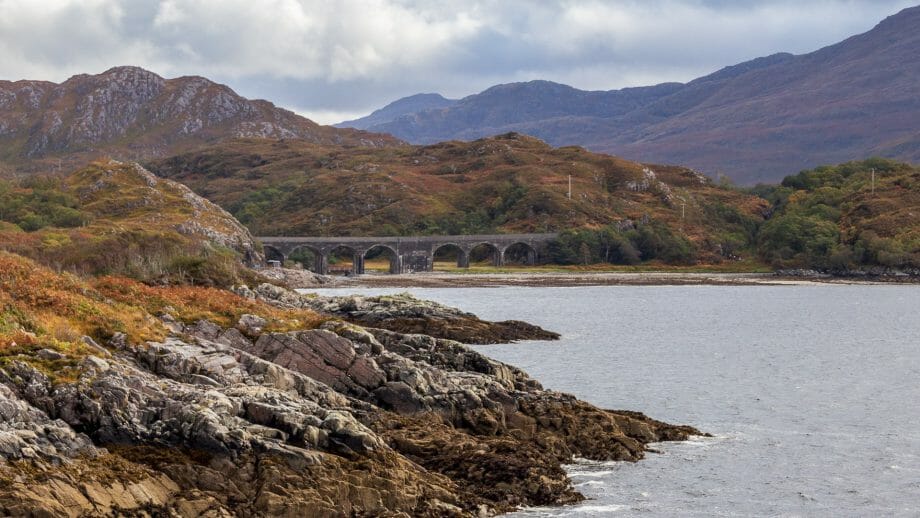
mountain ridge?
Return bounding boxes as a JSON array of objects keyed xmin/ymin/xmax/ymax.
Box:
[
  {"xmin": 339, "ymin": 6, "xmax": 920, "ymax": 184},
  {"xmin": 337, "ymin": 92, "xmax": 458, "ymax": 130},
  {"xmin": 0, "ymin": 66, "xmax": 401, "ymax": 175}
]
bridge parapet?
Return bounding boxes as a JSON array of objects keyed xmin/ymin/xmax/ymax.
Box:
[{"xmin": 258, "ymin": 233, "xmax": 558, "ymax": 274}]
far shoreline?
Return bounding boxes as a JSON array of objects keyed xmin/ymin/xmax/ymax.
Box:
[{"xmin": 260, "ymin": 268, "xmax": 919, "ymax": 290}]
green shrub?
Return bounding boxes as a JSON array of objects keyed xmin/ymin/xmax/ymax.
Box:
[
  {"xmin": 166, "ymin": 252, "xmax": 240, "ymax": 287},
  {"xmin": 0, "ymin": 177, "xmax": 90, "ymax": 231},
  {"xmin": 758, "ymin": 158, "xmax": 919, "ymax": 270},
  {"xmin": 546, "ymin": 220, "xmax": 697, "ymax": 265},
  {"xmin": 17, "ymin": 213, "xmax": 47, "ymax": 232},
  {"xmin": 758, "ymin": 213, "xmax": 839, "ymax": 267}
]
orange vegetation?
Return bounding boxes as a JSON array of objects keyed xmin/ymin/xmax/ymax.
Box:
[{"xmin": 0, "ymin": 253, "xmax": 322, "ymax": 362}]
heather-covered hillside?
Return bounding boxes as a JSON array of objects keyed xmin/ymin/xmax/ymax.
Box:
[
  {"xmin": 0, "ymin": 159, "xmax": 262, "ymax": 285},
  {"xmin": 148, "ymin": 133, "xmax": 770, "ymax": 265},
  {"xmin": 754, "ymin": 158, "xmax": 920, "ymax": 271}
]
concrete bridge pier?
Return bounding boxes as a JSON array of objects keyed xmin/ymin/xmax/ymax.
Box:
[
  {"xmin": 523, "ymin": 247, "xmax": 537, "ymax": 266},
  {"xmin": 314, "ymin": 254, "xmax": 328, "ymax": 275},
  {"xmin": 457, "ymin": 249, "xmax": 470, "ymax": 269},
  {"xmin": 491, "ymin": 247, "xmax": 505, "ymax": 267},
  {"xmin": 352, "ymin": 252, "xmax": 366, "ymax": 275}
]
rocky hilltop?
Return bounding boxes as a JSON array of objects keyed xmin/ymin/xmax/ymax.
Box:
[
  {"xmin": 340, "ymin": 6, "xmax": 920, "ymax": 184},
  {"xmin": 0, "ymin": 159, "xmax": 263, "ymax": 285},
  {"xmin": 0, "ymin": 66, "xmax": 400, "ymax": 175},
  {"xmin": 0, "ymin": 253, "xmax": 700, "ymax": 516}
]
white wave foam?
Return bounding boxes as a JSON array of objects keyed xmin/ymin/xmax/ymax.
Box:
[
  {"xmin": 573, "ymin": 504, "xmax": 628, "ymax": 513},
  {"xmin": 574, "ymin": 480, "xmax": 606, "ymax": 487},
  {"xmin": 571, "ymin": 469, "xmax": 616, "ymax": 477}
]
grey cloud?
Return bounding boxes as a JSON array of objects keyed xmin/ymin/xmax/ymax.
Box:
[{"xmin": 0, "ymin": 0, "xmax": 914, "ymax": 123}]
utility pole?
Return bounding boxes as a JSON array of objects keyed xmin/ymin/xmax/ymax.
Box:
[
  {"xmin": 871, "ymin": 168, "xmax": 876, "ymax": 195},
  {"xmin": 567, "ymin": 174, "xmax": 572, "ymax": 199},
  {"xmin": 680, "ymin": 199, "xmax": 686, "ymax": 233},
  {"xmin": 674, "ymin": 196, "xmax": 687, "ymax": 233}
]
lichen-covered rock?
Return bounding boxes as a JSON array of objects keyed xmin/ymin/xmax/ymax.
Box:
[
  {"xmin": 0, "ymin": 384, "xmax": 99, "ymax": 462},
  {"xmin": 256, "ymin": 267, "xmax": 334, "ymax": 288},
  {"xmin": 0, "ymin": 284, "xmax": 700, "ymax": 516},
  {"xmin": 0, "ymin": 334, "xmax": 462, "ymax": 516},
  {"xmin": 249, "ymin": 283, "xmax": 560, "ymax": 343},
  {"xmin": 237, "ymin": 314, "xmax": 267, "ymax": 336}
]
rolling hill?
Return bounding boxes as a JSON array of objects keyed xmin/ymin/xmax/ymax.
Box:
[
  {"xmin": 146, "ymin": 133, "xmax": 770, "ymax": 265},
  {"xmin": 339, "ymin": 6, "xmax": 920, "ymax": 185}
]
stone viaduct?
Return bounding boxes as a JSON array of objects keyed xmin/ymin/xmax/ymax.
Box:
[{"xmin": 258, "ymin": 233, "xmax": 559, "ymax": 274}]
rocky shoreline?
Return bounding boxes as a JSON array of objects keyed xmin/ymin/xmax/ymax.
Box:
[
  {"xmin": 248, "ymin": 284, "xmax": 560, "ymax": 344},
  {"xmin": 774, "ymin": 267, "xmax": 920, "ymax": 282},
  {"xmin": 0, "ymin": 282, "xmax": 700, "ymax": 517}
]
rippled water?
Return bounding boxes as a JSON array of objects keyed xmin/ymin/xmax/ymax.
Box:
[{"xmin": 307, "ymin": 285, "xmax": 920, "ymax": 517}]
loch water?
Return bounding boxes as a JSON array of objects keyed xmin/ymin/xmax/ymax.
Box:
[{"xmin": 307, "ymin": 285, "xmax": 920, "ymax": 517}]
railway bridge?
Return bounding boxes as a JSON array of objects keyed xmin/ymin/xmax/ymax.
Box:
[{"xmin": 258, "ymin": 233, "xmax": 559, "ymax": 274}]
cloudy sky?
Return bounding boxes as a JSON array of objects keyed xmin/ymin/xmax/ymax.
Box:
[{"xmin": 0, "ymin": 0, "xmax": 914, "ymax": 124}]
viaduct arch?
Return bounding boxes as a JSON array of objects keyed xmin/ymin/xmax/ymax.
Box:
[{"xmin": 258, "ymin": 233, "xmax": 558, "ymax": 275}]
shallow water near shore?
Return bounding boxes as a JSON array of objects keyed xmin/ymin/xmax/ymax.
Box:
[{"xmin": 305, "ymin": 285, "xmax": 920, "ymax": 517}]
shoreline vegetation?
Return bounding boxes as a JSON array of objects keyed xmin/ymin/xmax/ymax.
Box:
[{"xmin": 152, "ymin": 140, "xmax": 919, "ymax": 276}]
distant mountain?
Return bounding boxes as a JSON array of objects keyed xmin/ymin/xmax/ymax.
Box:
[
  {"xmin": 0, "ymin": 66, "xmax": 400, "ymax": 174},
  {"xmin": 338, "ymin": 6, "xmax": 920, "ymax": 184},
  {"xmin": 337, "ymin": 93, "xmax": 457, "ymax": 130},
  {"xmin": 341, "ymin": 80, "xmax": 683, "ymax": 145}
]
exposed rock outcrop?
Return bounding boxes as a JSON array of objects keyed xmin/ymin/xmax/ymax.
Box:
[
  {"xmin": 71, "ymin": 160, "xmax": 265, "ymax": 265},
  {"xmin": 0, "ymin": 66, "xmax": 401, "ymax": 174},
  {"xmin": 775, "ymin": 267, "xmax": 920, "ymax": 281},
  {"xmin": 247, "ymin": 283, "xmax": 561, "ymax": 344},
  {"xmin": 0, "ymin": 284, "xmax": 699, "ymax": 516},
  {"xmin": 256, "ymin": 266, "xmax": 335, "ymax": 288}
]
